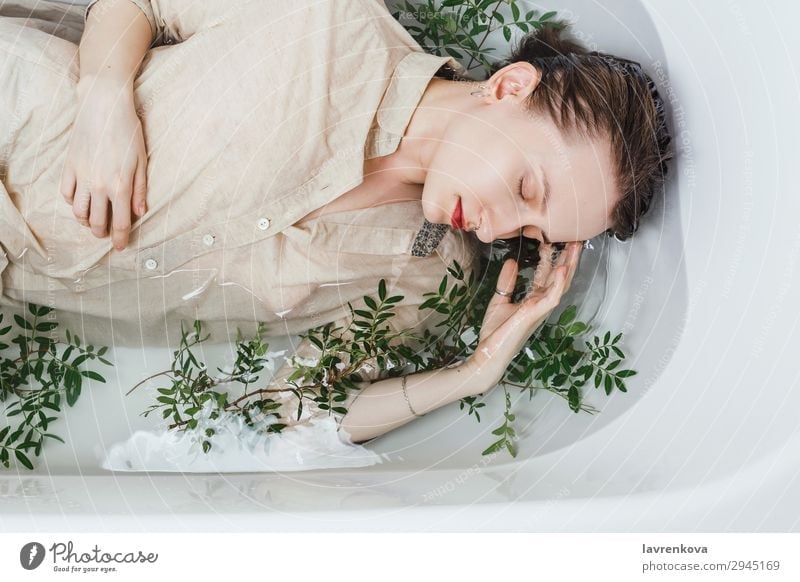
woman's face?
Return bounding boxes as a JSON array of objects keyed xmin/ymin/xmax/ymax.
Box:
[{"xmin": 420, "ymin": 62, "xmax": 620, "ymax": 244}]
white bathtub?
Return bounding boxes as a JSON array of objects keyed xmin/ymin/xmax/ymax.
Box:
[{"xmin": 2, "ymin": 0, "xmax": 799, "ymax": 531}]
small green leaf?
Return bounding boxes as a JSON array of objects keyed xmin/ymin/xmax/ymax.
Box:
[
  {"xmin": 35, "ymin": 321, "xmax": 58, "ymax": 332},
  {"xmin": 567, "ymin": 321, "xmax": 587, "ymax": 336},
  {"xmin": 378, "ymin": 279, "xmax": 387, "ymax": 302},
  {"xmin": 80, "ymin": 370, "xmax": 105, "ymax": 382},
  {"xmin": 567, "ymin": 385, "xmax": 580, "ymax": 412},
  {"xmin": 482, "ymin": 439, "xmax": 504, "ymax": 456},
  {"xmin": 558, "ymin": 305, "xmax": 577, "ymax": 326},
  {"xmin": 15, "ymin": 450, "xmax": 34, "ymax": 470}
]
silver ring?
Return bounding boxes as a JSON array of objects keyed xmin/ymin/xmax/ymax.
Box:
[{"xmin": 494, "ymin": 288, "xmax": 513, "ymax": 297}]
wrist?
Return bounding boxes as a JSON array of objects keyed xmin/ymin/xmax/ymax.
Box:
[
  {"xmin": 76, "ymin": 74, "xmax": 135, "ymax": 102},
  {"xmin": 445, "ymin": 358, "xmax": 492, "ymax": 399},
  {"xmin": 459, "ymin": 356, "xmax": 503, "ymax": 397}
]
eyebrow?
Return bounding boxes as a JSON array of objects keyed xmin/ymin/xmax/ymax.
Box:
[
  {"xmin": 538, "ymin": 165, "xmax": 552, "ymax": 243},
  {"xmin": 542, "ymin": 171, "xmax": 551, "ymax": 210}
]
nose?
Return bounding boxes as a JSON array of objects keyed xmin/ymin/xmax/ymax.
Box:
[
  {"xmin": 521, "ymin": 224, "xmax": 548, "ymax": 243},
  {"xmin": 482, "ymin": 220, "xmax": 546, "ymax": 243},
  {"xmin": 476, "ymin": 201, "xmax": 549, "ymax": 242}
]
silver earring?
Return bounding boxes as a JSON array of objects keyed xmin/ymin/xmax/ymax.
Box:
[{"xmin": 470, "ymin": 83, "xmax": 489, "ymax": 98}]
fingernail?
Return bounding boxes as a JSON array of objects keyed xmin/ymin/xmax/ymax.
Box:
[{"xmin": 140, "ymin": 203, "xmax": 146, "ymax": 214}]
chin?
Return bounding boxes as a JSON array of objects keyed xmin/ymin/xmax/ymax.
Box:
[{"xmin": 420, "ymin": 198, "xmax": 445, "ymax": 226}]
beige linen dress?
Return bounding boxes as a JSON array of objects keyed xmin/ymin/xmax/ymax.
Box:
[{"xmin": 0, "ymin": 0, "xmax": 482, "ymax": 436}]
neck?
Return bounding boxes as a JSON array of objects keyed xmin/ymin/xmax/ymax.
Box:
[{"xmin": 366, "ymin": 76, "xmax": 470, "ymax": 187}]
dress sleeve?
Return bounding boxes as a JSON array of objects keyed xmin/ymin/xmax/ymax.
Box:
[{"xmin": 84, "ymin": 0, "xmax": 244, "ymax": 45}]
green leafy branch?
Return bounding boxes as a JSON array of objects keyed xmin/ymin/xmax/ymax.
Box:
[
  {"xmin": 129, "ymin": 279, "xmax": 426, "ymax": 454},
  {"xmin": 0, "ymin": 303, "xmax": 112, "ymax": 470},
  {"xmin": 415, "ymin": 255, "xmax": 636, "ymax": 457},
  {"xmin": 391, "ymin": 0, "xmax": 563, "ymax": 77},
  {"xmin": 130, "ymin": 319, "xmax": 294, "ymax": 454}
]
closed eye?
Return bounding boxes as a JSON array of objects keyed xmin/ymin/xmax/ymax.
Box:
[{"xmin": 519, "ymin": 174, "xmax": 551, "ymax": 243}]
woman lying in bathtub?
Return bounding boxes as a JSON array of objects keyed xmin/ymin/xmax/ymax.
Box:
[{"xmin": 0, "ymin": 0, "xmax": 672, "ymax": 445}]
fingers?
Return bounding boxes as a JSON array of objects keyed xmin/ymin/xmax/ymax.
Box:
[
  {"xmin": 563, "ymin": 242, "xmax": 582, "ymax": 290},
  {"xmin": 132, "ymin": 156, "xmax": 147, "ymax": 217},
  {"xmin": 497, "ymin": 266, "xmax": 569, "ymax": 359},
  {"xmin": 112, "ymin": 177, "xmax": 133, "ymax": 250},
  {"xmin": 59, "ymin": 167, "xmax": 77, "ymax": 205},
  {"xmin": 72, "ymin": 184, "xmax": 91, "ymax": 227},
  {"xmin": 89, "ymin": 187, "xmax": 109, "ymax": 238},
  {"xmin": 109, "ymin": 170, "xmax": 134, "ymax": 248},
  {"xmin": 523, "ymin": 265, "xmax": 568, "ymax": 318},
  {"xmin": 489, "ymin": 258, "xmax": 518, "ymax": 306},
  {"xmin": 532, "ymin": 242, "xmax": 555, "ymax": 288}
]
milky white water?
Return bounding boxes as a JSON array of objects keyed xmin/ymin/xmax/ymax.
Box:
[{"xmin": 100, "ymin": 401, "xmax": 385, "ymax": 473}]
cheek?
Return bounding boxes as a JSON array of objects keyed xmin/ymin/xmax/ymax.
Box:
[{"xmin": 422, "ymin": 122, "xmax": 515, "ymax": 210}]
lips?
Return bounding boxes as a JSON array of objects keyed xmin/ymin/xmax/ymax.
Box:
[{"xmin": 451, "ymin": 197, "xmax": 464, "ymax": 230}]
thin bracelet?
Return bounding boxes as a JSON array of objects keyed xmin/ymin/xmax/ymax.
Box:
[{"xmin": 401, "ymin": 374, "xmax": 424, "ymax": 417}]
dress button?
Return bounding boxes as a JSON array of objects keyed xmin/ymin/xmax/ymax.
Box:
[
  {"xmin": 257, "ymin": 217, "xmax": 271, "ymax": 230},
  {"xmin": 144, "ymin": 258, "xmax": 158, "ymax": 270},
  {"xmin": 202, "ymin": 234, "xmax": 216, "ymax": 246}
]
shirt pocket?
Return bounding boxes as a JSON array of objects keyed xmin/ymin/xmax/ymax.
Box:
[{"xmin": 310, "ymin": 220, "xmax": 416, "ymax": 256}]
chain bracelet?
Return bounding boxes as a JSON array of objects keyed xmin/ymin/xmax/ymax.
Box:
[{"xmin": 401, "ymin": 374, "xmax": 424, "ymax": 417}]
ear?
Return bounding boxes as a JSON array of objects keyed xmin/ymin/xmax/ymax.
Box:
[{"xmin": 484, "ymin": 62, "xmax": 541, "ymax": 104}]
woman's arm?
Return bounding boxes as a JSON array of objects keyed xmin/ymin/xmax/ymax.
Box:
[
  {"xmin": 60, "ymin": 0, "xmax": 153, "ymax": 249},
  {"xmin": 338, "ymin": 243, "xmax": 583, "ymax": 445},
  {"xmin": 338, "ymin": 360, "xmax": 481, "ymax": 445},
  {"xmin": 79, "ymin": 0, "xmax": 153, "ymax": 89},
  {"xmin": 84, "ymin": 0, "xmax": 245, "ymax": 46}
]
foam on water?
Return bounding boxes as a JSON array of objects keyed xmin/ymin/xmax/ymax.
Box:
[{"xmin": 100, "ymin": 399, "xmax": 386, "ymax": 472}]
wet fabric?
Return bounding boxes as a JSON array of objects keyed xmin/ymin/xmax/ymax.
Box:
[{"xmin": 0, "ymin": 0, "xmax": 482, "ymax": 350}]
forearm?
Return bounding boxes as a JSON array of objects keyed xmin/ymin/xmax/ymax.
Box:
[
  {"xmin": 79, "ymin": 0, "xmax": 152, "ymax": 91},
  {"xmin": 338, "ymin": 361, "xmax": 484, "ymax": 444}
]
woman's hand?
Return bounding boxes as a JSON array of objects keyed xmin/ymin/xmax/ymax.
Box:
[
  {"xmin": 462, "ymin": 241, "xmax": 583, "ymax": 391},
  {"xmin": 60, "ymin": 77, "xmax": 148, "ymax": 250}
]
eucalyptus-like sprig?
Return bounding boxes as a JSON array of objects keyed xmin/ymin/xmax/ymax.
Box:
[
  {"xmin": 129, "ymin": 280, "xmax": 428, "ymax": 454},
  {"xmin": 391, "ymin": 0, "xmax": 563, "ymax": 77},
  {"xmin": 414, "ymin": 256, "xmax": 636, "ymax": 457},
  {"xmin": 131, "ymin": 320, "xmax": 293, "ymax": 454},
  {"xmin": 0, "ymin": 303, "xmax": 112, "ymax": 470}
]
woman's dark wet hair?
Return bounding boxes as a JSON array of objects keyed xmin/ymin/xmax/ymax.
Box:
[{"xmin": 434, "ymin": 19, "xmax": 674, "ymax": 267}]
